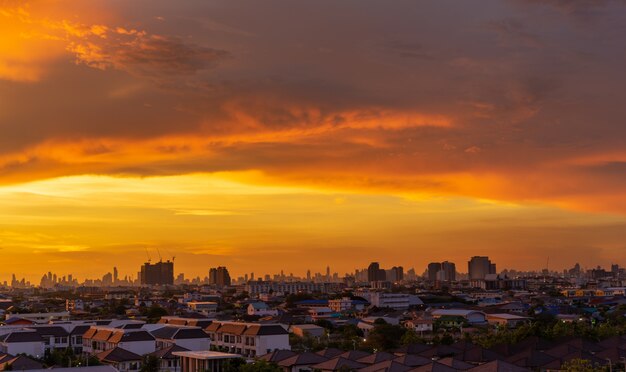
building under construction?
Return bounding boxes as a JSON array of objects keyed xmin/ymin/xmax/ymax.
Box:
[{"xmin": 140, "ymin": 260, "xmax": 174, "ymax": 286}]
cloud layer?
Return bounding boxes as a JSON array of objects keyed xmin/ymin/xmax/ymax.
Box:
[{"xmin": 1, "ymin": 0, "xmax": 626, "ymax": 279}]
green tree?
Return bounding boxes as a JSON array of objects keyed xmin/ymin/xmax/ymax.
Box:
[
  {"xmin": 222, "ymin": 357, "xmax": 247, "ymax": 372},
  {"xmin": 239, "ymin": 360, "xmax": 282, "ymax": 372},
  {"xmin": 140, "ymin": 355, "xmax": 159, "ymax": 372},
  {"xmin": 561, "ymin": 358, "xmax": 606, "ymax": 372},
  {"xmin": 401, "ymin": 329, "xmax": 423, "ymax": 345},
  {"xmin": 146, "ymin": 305, "xmax": 168, "ymax": 322},
  {"xmin": 364, "ymin": 323, "xmax": 406, "ymax": 351}
]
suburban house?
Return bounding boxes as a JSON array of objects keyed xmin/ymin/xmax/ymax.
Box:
[
  {"xmin": 205, "ymin": 321, "xmax": 290, "ymax": 357},
  {"xmin": 82, "ymin": 327, "xmax": 156, "ymax": 356},
  {"xmin": 247, "ymin": 302, "xmax": 279, "ymax": 317},
  {"xmin": 431, "ymin": 309, "xmax": 488, "ymax": 325},
  {"xmin": 150, "ymin": 326, "xmax": 211, "ymax": 351},
  {"xmin": 96, "ymin": 346, "xmax": 143, "ymax": 372}
]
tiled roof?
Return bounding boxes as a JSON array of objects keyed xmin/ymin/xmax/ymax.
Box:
[
  {"xmin": 0, "ymin": 331, "xmax": 42, "ymax": 343},
  {"xmin": 243, "ymin": 324, "xmax": 288, "ymax": 336},
  {"xmin": 33, "ymin": 326, "xmax": 69, "ymax": 337},
  {"xmin": 360, "ymin": 360, "xmax": 413, "ymax": 372},
  {"xmin": 340, "ymin": 350, "xmax": 371, "ymax": 361},
  {"xmin": 92, "ymin": 330, "xmax": 114, "ymax": 341},
  {"xmin": 108, "ymin": 330, "xmax": 154, "ymax": 343},
  {"xmin": 467, "ymin": 359, "xmax": 530, "ymax": 372},
  {"xmin": 278, "ymin": 352, "xmax": 328, "ymax": 367},
  {"xmin": 394, "ymin": 355, "xmax": 432, "ymax": 367},
  {"xmin": 149, "ymin": 344, "xmax": 189, "ymax": 359},
  {"xmin": 218, "ymin": 323, "xmax": 247, "ymax": 335},
  {"xmin": 311, "ymin": 356, "xmax": 367, "ymax": 370},
  {"xmin": 357, "ymin": 351, "xmax": 397, "ymax": 365},
  {"xmin": 258, "ymin": 349, "xmax": 297, "ymax": 363},
  {"xmin": 96, "ymin": 347, "xmax": 142, "ymax": 363},
  {"xmin": 71, "ymin": 325, "xmax": 92, "ymax": 336},
  {"xmin": 316, "ymin": 348, "xmax": 345, "ymax": 358}
]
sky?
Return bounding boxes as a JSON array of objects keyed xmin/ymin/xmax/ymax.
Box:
[{"xmin": 1, "ymin": 0, "xmax": 626, "ymax": 282}]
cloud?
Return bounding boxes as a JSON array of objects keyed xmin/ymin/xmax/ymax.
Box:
[
  {"xmin": 1, "ymin": 0, "xmax": 626, "ymax": 218},
  {"xmin": 68, "ymin": 31, "xmax": 228, "ymax": 78},
  {"xmin": 0, "ymin": 1, "xmax": 227, "ymax": 82}
]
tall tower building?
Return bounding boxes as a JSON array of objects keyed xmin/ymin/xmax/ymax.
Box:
[
  {"xmin": 209, "ymin": 266, "xmax": 231, "ymax": 288},
  {"xmin": 441, "ymin": 261, "xmax": 456, "ymax": 281},
  {"xmin": 427, "ymin": 262, "xmax": 442, "ymax": 282},
  {"xmin": 468, "ymin": 256, "xmax": 496, "ymax": 280},
  {"xmin": 367, "ymin": 262, "xmax": 386, "ymax": 282},
  {"xmin": 140, "ymin": 260, "xmax": 174, "ymax": 286}
]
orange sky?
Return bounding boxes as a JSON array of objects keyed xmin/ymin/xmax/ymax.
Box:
[{"xmin": 1, "ymin": 0, "xmax": 626, "ymax": 282}]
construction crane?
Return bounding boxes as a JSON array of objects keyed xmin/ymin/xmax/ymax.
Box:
[
  {"xmin": 145, "ymin": 248, "xmax": 151, "ymax": 263},
  {"xmin": 156, "ymin": 247, "xmax": 163, "ymax": 262}
]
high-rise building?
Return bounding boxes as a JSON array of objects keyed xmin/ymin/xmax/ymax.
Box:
[
  {"xmin": 468, "ymin": 256, "xmax": 496, "ymax": 280},
  {"xmin": 209, "ymin": 266, "xmax": 231, "ymax": 287},
  {"xmin": 367, "ymin": 262, "xmax": 386, "ymax": 282},
  {"xmin": 427, "ymin": 262, "xmax": 442, "ymax": 282},
  {"xmin": 391, "ymin": 266, "xmax": 404, "ymax": 282},
  {"xmin": 140, "ymin": 261, "xmax": 174, "ymax": 286},
  {"xmin": 428, "ymin": 261, "xmax": 456, "ymax": 282},
  {"xmin": 441, "ymin": 261, "xmax": 456, "ymax": 282}
]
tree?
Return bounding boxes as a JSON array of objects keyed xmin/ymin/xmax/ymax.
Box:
[
  {"xmin": 561, "ymin": 358, "xmax": 605, "ymax": 372},
  {"xmin": 401, "ymin": 329, "xmax": 423, "ymax": 345},
  {"xmin": 146, "ymin": 305, "xmax": 168, "ymax": 322},
  {"xmin": 222, "ymin": 358, "xmax": 247, "ymax": 372},
  {"xmin": 140, "ymin": 355, "xmax": 159, "ymax": 372},
  {"xmin": 364, "ymin": 323, "xmax": 407, "ymax": 351},
  {"xmin": 239, "ymin": 360, "xmax": 282, "ymax": 372}
]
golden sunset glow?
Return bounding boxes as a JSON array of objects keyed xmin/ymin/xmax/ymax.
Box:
[{"xmin": 2, "ymin": 0, "xmax": 626, "ymax": 282}]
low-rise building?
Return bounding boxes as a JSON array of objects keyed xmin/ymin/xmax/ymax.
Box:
[
  {"xmin": 289, "ymin": 324, "xmax": 325, "ymax": 338},
  {"xmin": 247, "ymin": 302, "xmax": 278, "ymax": 317},
  {"xmin": 486, "ymin": 313, "xmax": 530, "ymax": 328},
  {"xmin": 151, "ymin": 326, "xmax": 211, "ymax": 351},
  {"xmin": 431, "ymin": 309, "xmax": 487, "ymax": 325},
  {"xmin": 187, "ymin": 301, "xmax": 218, "ymax": 316},
  {"xmin": 205, "ymin": 321, "xmax": 290, "ymax": 358},
  {"xmin": 82, "ymin": 327, "xmax": 156, "ymax": 356},
  {"xmin": 173, "ymin": 350, "xmax": 241, "ymax": 372}
]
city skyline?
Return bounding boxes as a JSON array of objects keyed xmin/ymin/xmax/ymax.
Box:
[
  {"xmin": 1, "ymin": 257, "xmax": 619, "ymax": 286},
  {"xmin": 2, "ymin": 1, "xmax": 626, "ymax": 279}
]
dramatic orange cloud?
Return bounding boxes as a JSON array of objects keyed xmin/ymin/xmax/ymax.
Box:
[{"xmin": 1, "ymin": 0, "xmax": 626, "ymax": 280}]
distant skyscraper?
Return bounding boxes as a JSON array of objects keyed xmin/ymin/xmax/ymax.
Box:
[
  {"xmin": 428, "ymin": 261, "xmax": 456, "ymax": 282},
  {"xmin": 468, "ymin": 256, "xmax": 496, "ymax": 280},
  {"xmin": 113, "ymin": 267, "xmax": 119, "ymax": 283},
  {"xmin": 209, "ymin": 266, "xmax": 231, "ymax": 287},
  {"xmin": 391, "ymin": 266, "xmax": 404, "ymax": 281},
  {"xmin": 441, "ymin": 261, "xmax": 456, "ymax": 281},
  {"xmin": 367, "ymin": 262, "xmax": 386, "ymax": 282},
  {"xmin": 427, "ymin": 262, "xmax": 442, "ymax": 282},
  {"xmin": 140, "ymin": 260, "xmax": 174, "ymax": 286}
]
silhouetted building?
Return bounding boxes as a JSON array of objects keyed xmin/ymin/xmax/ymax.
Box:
[
  {"xmin": 367, "ymin": 262, "xmax": 386, "ymax": 282},
  {"xmin": 440, "ymin": 261, "xmax": 456, "ymax": 282},
  {"xmin": 140, "ymin": 261, "xmax": 174, "ymax": 286},
  {"xmin": 428, "ymin": 261, "xmax": 456, "ymax": 282},
  {"xmin": 209, "ymin": 266, "xmax": 231, "ymax": 287},
  {"xmin": 468, "ymin": 256, "xmax": 496, "ymax": 280},
  {"xmin": 392, "ymin": 266, "xmax": 404, "ymax": 281},
  {"xmin": 427, "ymin": 262, "xmax": 442, "ymax": 282}
]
